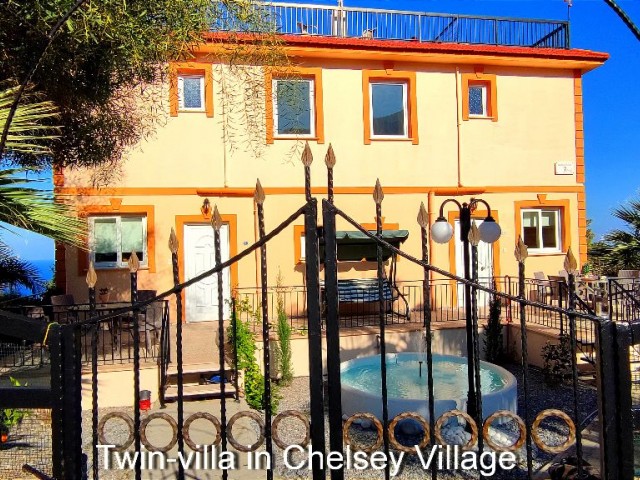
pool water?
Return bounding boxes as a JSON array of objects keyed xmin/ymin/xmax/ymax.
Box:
[{"xmin": 341, "ymin": 354, "xmax": 508, "ymax": 400}]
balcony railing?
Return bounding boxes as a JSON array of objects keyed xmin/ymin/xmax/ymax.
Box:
[{"xmin": 212, "ymin": 1, "xmax": 570, "ymax": 49}]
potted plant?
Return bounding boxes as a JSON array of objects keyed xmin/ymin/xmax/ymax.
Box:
[
  {"xmin": 98, "ymin": 287, "xmax": 111, "ymax": 303},
  {"xmin": 1, "ymin": 378, "xmax": 28, "ymax": 443}
]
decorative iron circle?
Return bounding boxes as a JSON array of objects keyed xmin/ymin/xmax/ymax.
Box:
[
  {"xmin": 183, "ymin": 412, "xmax": 221, "ymax": 452},
  {"xmin": 434, "ymin": 410, "xmax": 478, "ymax": 450},
  {"xmin": 272, "ymin": 410, "xmax": 310, "ymax": 450},
  {"xmin": 388, "ymin": 412, "xmax": 430, "ymax": 453},
  {"xmin": 98, "ymin": 412, "xmax": 134, "ymax": 452},
  {"xmin": 227, "ymin": 411, "xmax": 265, "ymax": 452},
  {"xmin": 343, "ymin": 413, "xmax": 384, "ymax": 453},
  {"xmin": 531, "ymin": 409, "xmax": 576, "ymax": 454},
  {"xmin": 482, "ymin": 410, "xmax": 526, "ymax": 452},
  {"xmin": 139, "ymin": 413, "xmax": 178, "ymax": 453}
]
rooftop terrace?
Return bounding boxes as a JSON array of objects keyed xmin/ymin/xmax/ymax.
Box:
[{"xmin": 214, "ymin": 1, "xmax": 571, "ymax": 50}]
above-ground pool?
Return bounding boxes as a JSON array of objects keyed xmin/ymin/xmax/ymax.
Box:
[{"xmin": 341, "ymin": 353, "xmax": 517, "ymax": 422}]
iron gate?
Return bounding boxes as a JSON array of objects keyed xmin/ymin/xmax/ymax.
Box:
[{"xmin": 0, "ymin": 143, "xmax": 637, "ymax": 479}]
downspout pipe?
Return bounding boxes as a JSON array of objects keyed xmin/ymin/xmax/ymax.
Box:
[{"xmin": 455, "ymin": 67, "xmax": 463, "ymax": 188}]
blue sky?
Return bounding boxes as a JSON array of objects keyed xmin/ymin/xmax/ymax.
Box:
[{"xmin": 4, "ymin": 0, "xmax": 638, "ymax": 263}]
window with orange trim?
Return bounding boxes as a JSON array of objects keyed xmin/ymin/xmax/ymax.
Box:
[
  {"xmin": 88, "ymin": 215, "xmax": 148, "ymax": 269},
  {"xmin": 514, "ymin": 199, "xmax": 570, "ymax": 256},
  {"xmin": 169, "ymin": 63, "xmax": 213, "ymax": 117},
  {"xmin": 362, "ymin": 70, "xmax": 418, "ymax": 144},
  {"xmin": 461, "ymin": 73, "xmax": 497, "ymax": 122},
  {"xmin": 265, "ymin": 68, "xmax": 324, "ymax": 144},
  {"xmin": 294, "ymin": 225, "xmax": 306, "ymax": 263}
]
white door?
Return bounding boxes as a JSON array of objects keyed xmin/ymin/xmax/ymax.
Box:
[
  {"xmin": 455, "ymin": 220, "xmax": 494, "ymax": 308},
  {"xmin": 184, "ymin": 224, "xmax": 231, "ymax": 322}
]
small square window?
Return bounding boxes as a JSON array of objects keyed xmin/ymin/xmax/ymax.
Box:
[
  {"xmin": 468, "ymin": 84, "xmax": 487, "ymax": 117},
  {"xmin": 273, "ymin": 79, "xmax": 315, "ymax": 137},
  {"xmin": 89, "ymin": 215, "xmax": 148, "ymax": 268},
  {"xmin": 370, "ymin": 82, "xmax": 408, "ymax": 138},
  {"xmin": 522, "ymin": 209, "xmax": 561, "ymax": 252},
  {"xmin": 178, "ymin": 75, "xmax": 205, "ymax": 111}
]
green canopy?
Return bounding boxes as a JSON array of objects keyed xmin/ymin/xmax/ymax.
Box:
[{"xmin": 319, "ymin": 230, "xmax": 409, "ymax": 262}]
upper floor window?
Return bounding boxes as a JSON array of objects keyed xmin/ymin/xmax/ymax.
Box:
[
  {"xmin": 462, "ymin": 72, "xmax": 498, "ymax": 122},
  {"xmin": 362, "ymin": 70, "xmax": 418, "ymax": 145},
  {"xmin": 169, "ymin": 63, "xmax": 213, "ymax": 117},
  {"xmin": 521, "ymin": 209, "xmax": 561, "ymax": 253},
  {"xmin": 178, "ymin": 75, "xmax": 205, "ymax": 112},
  {"xmin": 89, "ymin": 216, "xmax": 148, "ymax": 269},
  {"xmin": 273, "ymin": 79, "xmax": 315, "ymax": 137},
  {"xmin": 468, "ymin": 84, "xmax": 487, "ymax": 117},
  {"xmin": 369, "ymin": 82, "xmax": 408, "ymax": 138}
]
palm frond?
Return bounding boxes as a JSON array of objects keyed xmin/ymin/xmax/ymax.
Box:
[
  {"xmin": 0, "ymin": 86, "xmax": 60, "ymax": 156},
  {"xmin": 0, "ymin": 241, "xmax": 43, "ymax": 293},
  {"xmin": 0, "ymin": 168, "xmax": 86, "ymax": 246}
]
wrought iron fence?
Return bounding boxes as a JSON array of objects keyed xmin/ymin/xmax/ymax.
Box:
[
  {"xmin": 212, "ymin": 1, "xmax": 570, "ymax": 49},
  {"xmin": 1, "ymin": 301, "xmax": 169, "ymax": 366}
]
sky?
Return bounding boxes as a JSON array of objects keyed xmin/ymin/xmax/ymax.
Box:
[{"xmin": 4, "ymin": 0, "xmax": 638, "ymax": 263}]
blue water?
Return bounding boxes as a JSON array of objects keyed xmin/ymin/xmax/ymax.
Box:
[
  {"xmin": 341, "ymin": 353, "xmax": 508, "ymax": 400},
  {"xmin": 3, "ymin": 259, "xmax": 54, "ymax": 296}
]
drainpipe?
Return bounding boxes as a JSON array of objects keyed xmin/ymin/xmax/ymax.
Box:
[
  {"xmin": 253, "ymin": 198, "xmax": 260, "ymax": 292},
  {"xmin": 428, "ymin": 191, "xmax": 435, "ymax": 286},
  {"xmin": 455, "ymin": 67, "xmax": 463, "ymax": 188}
]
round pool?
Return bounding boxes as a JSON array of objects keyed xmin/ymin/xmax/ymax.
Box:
[{"xmin": 341, "ymin": 353, "xmax": 517, "ymax": 422}]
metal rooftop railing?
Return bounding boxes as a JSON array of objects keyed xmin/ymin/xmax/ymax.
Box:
[{"xmin": 212, "ymin": 1, "xmax": 570, "ymax": 49}]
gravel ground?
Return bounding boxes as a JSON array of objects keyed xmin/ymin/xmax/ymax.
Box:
[{"xmin": 271, "ymin": 363, "xmax": 598, "ymax": 479}]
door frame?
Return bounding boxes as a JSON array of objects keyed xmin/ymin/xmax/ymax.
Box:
[
  {"xmin": 175, "ymin": 213, "xmax": 238, "ymax": 322},
  {"xmin": 447, "ymin": 209, "xmax": 501, "ymax": 308}
]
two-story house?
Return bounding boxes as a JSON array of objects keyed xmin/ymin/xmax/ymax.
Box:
[{"xmin": 55, "ymin": 2, "xmax": 608, "ymax": 325}]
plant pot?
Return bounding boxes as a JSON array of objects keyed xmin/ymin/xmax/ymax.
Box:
[
  {"xmin": 0, "ymin": 431, "xmax": 8, "ymax": 443},
  {"xmin": 98, "ymin": 293, "xmax": 111, "ymax": 303}
]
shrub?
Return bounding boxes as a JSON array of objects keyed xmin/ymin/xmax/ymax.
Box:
[
  {"xmin": 542, "ymin": 333, "xmax": 572, "ymax": 386},
  {"xmin": 483, "ymin": 294, "xmax": 504, "ymax": 363},
  {"xmin": 1, "ymin": 377, "xmax": 28, "ymax": 434},
  {"xmin": 227, "ymin": 296, "xmax": 279, "ymax": 411},
  {"xmin": 275, "ymin": 271, "xmax": 293, "ymax": 386}
]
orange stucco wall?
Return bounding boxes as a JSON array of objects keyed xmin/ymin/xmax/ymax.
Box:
[{"xmin": 59, "ymin": 49, "xmax": 600, "ymax": 311}]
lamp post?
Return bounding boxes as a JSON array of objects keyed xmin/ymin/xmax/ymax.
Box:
[{"xmin": 430, "ymin": 198, "xmax": 501, "ymax": 421}]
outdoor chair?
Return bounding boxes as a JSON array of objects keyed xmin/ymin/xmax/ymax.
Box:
[
  {"xmin": 50, "ymin": 294, "xmax": 79, "ymax": 324},
  {"xmin": 547, "ymin": 276, "xmax": 568, "ymax": 306},
  {"xmin": 118, "ymin": 290, "xmax": 162, "ymax": 353},
  {"xmin": 532, "ymin": 271, "xmax": 552, "ymax": 304}
]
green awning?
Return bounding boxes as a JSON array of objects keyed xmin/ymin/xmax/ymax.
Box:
[{"xmin": 319, "ymin": 230, "xmax": 409, "ymax": 262}]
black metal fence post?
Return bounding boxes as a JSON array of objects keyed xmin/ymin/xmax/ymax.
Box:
[
  {"xmin": 255, "ymin": 179, "xmax": 274, "ymax": 480},
  {"xmin": 515, "ymin": 238, "xmax": 533, "ymax": 476},
  {"xmin": 169, "ymin": 228, "xmax": 185, "ymax": 480},
  {"xmin": 417, "ymin": 202, "xmax": 436, "ymax": 480},
  {"xmin": 128, "ymin": 252, "xmax": 142, "ymax": 480},
  {"xmin": 566, "ymin": 249, "xmax": 585, "ymax": 478},
  {"xmin": 322, "ymin": 145, "xmax": 343, "ymax": 480},
  {"xmin": 86, "ymin": 262, "xmax": 99, "ymax": 479},
  {"xmin": 374, "ymin": 179, "xmax": 390, "ymax": 480},
  {"xmin": 212, "ymin": 206, "xmax": 229, "ymax": 480},
  {"xmin": 302, "ymin": 144, "xmax": 326, "ymax": 480}
]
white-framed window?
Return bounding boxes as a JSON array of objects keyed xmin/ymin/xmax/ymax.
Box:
[
  {"xmin": 178, "ymin": 74, "xmax": 205, "ymax": 111},
  {"xmin": 273, "ymin": 78, "xmax": 315, "ymax": 137},
  {"xmin": 468, "ymin": 84, "xmax": 487, "ymax": 117},
  {"xmin": 369, "ymin": 81, "xmax": 409, "ymax": 138},
  {"xmin": 89, "ymin": 216, "xmax": 148, "ymax": 268},
  {"xmin": 521, "ymin": 209, "xmax": 561, "ymax": 253}
]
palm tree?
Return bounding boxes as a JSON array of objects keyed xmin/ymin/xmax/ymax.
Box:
[
  {"xmin": 589, "ymin": 198, "xmax": 640, "ymax": 276},
  {"xmin": 0, "ymin": 86, "xmax": 85, "ymax": 293}
]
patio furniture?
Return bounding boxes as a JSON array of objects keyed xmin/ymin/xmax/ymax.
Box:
[
  {"xmin": 50, "ymin": 294, "xmax": 79, "ymax": 324},
  {"xmin": 547, "ymin": 276, "xmax": 568, "ymax": 306},
  {"xmin": 118, "ymin": 290, "xmax": 162, "ymax": 352},
  {"xmin": 532, "ymin": 271, "xmax": 552, "ymax": 303}
]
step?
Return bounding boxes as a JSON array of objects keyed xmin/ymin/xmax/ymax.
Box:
[
  {"xmin": 167, "ymin": 362, "xmax": 223, "ymax": 376},
  {"xmin": 164, "ymin": 383, "xmax": 235, "ymax": 401}
]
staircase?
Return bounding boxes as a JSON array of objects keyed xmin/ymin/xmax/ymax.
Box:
[
  {"xmin": 161, "ymin": 322, "xmax": 237, "ymax": 404},
  {"xmin": 164, "ymin": 361, "xmax": 236, "ymax": 402}
]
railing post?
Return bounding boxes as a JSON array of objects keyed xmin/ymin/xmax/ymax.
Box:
[
  {"xmin": 468, "ymin": 222, "xmax": 483, "ymax": 453},
  {"xmin": 302, "ymin": 145, "xmax": 326, "ymax": 480}
]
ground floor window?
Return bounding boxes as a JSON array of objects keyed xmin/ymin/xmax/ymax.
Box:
[
  {"xmin": 89, "ymin": 215, "xmax": 147, "ymax": 268},
  {"xmin": 521, "ymin": 209, "xmax": 561, "ymax": 252}
]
